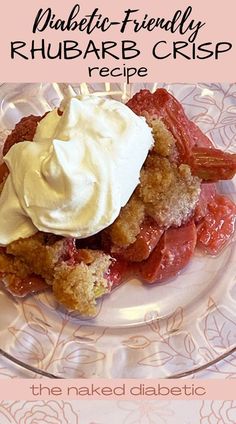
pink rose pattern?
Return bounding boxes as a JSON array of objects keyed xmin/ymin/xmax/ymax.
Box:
[
  {"xmin": 0, "ymin": 400, "xmax": 235, "ymax": 423},
  {"xmin": 0, "ymin": 401, "xmax": 78, "ymax": 424},
  {"xmin": 200, "ymin": 401, "xmax": 236, "ymax": 424},
  {"xmin": 0, "ymin": 83, "xmax": 235, "ymax": 380}
]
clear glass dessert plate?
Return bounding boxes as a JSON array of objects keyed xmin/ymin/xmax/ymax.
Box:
[{"xmin": 0, "ymin": 83, "xmax": 235, "ymax": 378}]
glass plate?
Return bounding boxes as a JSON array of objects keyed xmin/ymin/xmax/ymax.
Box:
[{"xmin": 0, "ymin": 83, "xmax": 235, "ymax": 378}]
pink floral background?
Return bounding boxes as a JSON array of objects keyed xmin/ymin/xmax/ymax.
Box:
[
  {"xmin": 0, "ymin": 399, "xmax": 236, "ymax": 423},
  {"xmin": 0, "ymin": 83, "xmax": 235, "ymax": 421}
]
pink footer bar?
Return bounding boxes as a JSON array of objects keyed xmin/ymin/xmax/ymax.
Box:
[{"xmin": 0, "ymin": 379, "xmax": 235, "ymax": 400}]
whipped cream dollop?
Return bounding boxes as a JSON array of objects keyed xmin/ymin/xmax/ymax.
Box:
[{"xmin": 0, "ymin": 96, "xmax": 154, "ymax": 245}]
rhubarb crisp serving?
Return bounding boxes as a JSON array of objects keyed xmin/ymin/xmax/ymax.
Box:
[{"xmin": 0, "ymin": 88, "xmax": 235, "ymax": 316}]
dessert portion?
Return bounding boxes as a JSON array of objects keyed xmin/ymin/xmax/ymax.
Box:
[
  {"xmin": 0, "ymin": 88, "xmax": 235, "ymax": 316},
  {"xmin": 0, "ymin": 96, "xmax": 153, "ymax": 244}
]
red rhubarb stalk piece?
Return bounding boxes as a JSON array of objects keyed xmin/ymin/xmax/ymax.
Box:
[
  {"xmin": 127, "ymin": 88, "xmax": 204, "ymax": 161},
  {"xmin": 0, "ymin": 163, "xmax": 8, "ymax": 183},
  {"xmin": 136, "ymin": 220, "xmax": 197, "ymax": 284},
  {"xmin": 188, "ymin": 147, "xmax": 236, "ymax": 181},
  {"xmin": 3, "ymin": 115, "xmax": 42, "ymax": 155},
  {"xmin": 111, "ymin": 219, "xmax": 164, "ymax": 262},
  {"xmin": 197, "ymin": 195, "xmax": 236, "ymax": 255},
  {"xmin": 128, "ymin": 89, "xmax": 236, "ymax": 181},
  {"xmin": 194, "ymin": 183, "xmax": 217, "ymax": 223},
  {"xmin": 106, "ymin": 257, "xmax": 129, "ymax": 289},
  {"xmin": 1, "ymin": 273, "xmax": 48, "ymax": 297}
]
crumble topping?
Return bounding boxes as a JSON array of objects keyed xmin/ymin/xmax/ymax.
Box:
[
  {"xmin": 108, "ymin": 196, "xmax": 145, "ymax": 247},
  {"xmin": 6, "ymin": 233, "xmax": 64, "ymax": 283},
  {"xmin": 0, "ymin": 248, "xmax": 30, "ymax": 278},
  {"xmin": 0, "ymin": 233, "xmax": 111, "ymax": 316},
  {"xmin": 139, "ymin": 156, "xmax": 201, "ymax": 227},
  {"xmin": 107, "ymin": 118, "xmax": 201, "ymax": 247},
  {"xmin": 149, "ymin": 117, "xmax": 176, "ymax": 157},
  {"xmin": 53, "ymin": 252, "xmax": 111, "ymax": 316},
  {"xmin": 0, "ymin": 111, "xmax": 201, "ymax": 314}
]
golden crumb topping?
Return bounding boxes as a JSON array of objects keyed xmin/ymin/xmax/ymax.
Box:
[
  {"xmin": 1, "ymin": 233, "xmax": 111, "ymax": 316},
  {"xmin": 108, "ymin": 195, "xmax": 145, "ymax": 247},
  {"xmin": 53, "ymin": 252, "xmax": 111, "ymax": 316},
  {"xmin": 139, "ymin": 155, "xmax": 201, "ymax": 227},
  {"xmin": 149, "ymin": 118, "xmax": 176, "ymax": 157},
  {"xmin": 6, "ymin": 233, "xmax": 64, "ymax": 283},
  {"xmin": 0, "ymin": 249, "xmax": 30, "ymax": 278},
  {"xmin": 106, "ymin": 117, "xmax": 200, "ymax": 248}
]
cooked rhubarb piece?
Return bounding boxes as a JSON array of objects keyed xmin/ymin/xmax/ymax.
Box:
[
  {"xmin": 0, "ymin": 162, "xmax": 8, "ymax": 184},
  {"xmin": 127, "ymin": 88, "xmax": 195, "ymax": 161},
  {"xmin": 105, "ymin": 257, "xmax": 129, "ymax": 288},
  {"xmin": 1, "ymin": 274, "xmax": 48, "ymax": 297},
  {"xmin": 128, "ymin": 89, "xmax": 236, "ymax": 182},
  {"xmin": 127, "ymin": 88, "xmax": 213, "ymax": 154},
  {"xmin": 194, "ymin": 183, "xmax": 217, "ymax": 223},
  {"xmin": 136, "ymin": 220, "xmax": 197, "ymax": 284},
  {"xmin": 187, "ymin": 120, "xmax": 214, "ymax": 148},
  {"xmin": 0, "ymin": 115, "xmax": 44, "ymax": 187},
  {"xmin": 3, "ymin": 115, "xmax": 42, "ymax": 155},
  {"xmin": 110, "ymin": 219, "xmax": 164, "ymax": 262},
  {"xmin": 197, "ymin": 195, "xmax": 236, "ymax": 255},
  {"xmin": 189, "ymin": 147, "xmax": 236, "ymax": 182}
]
